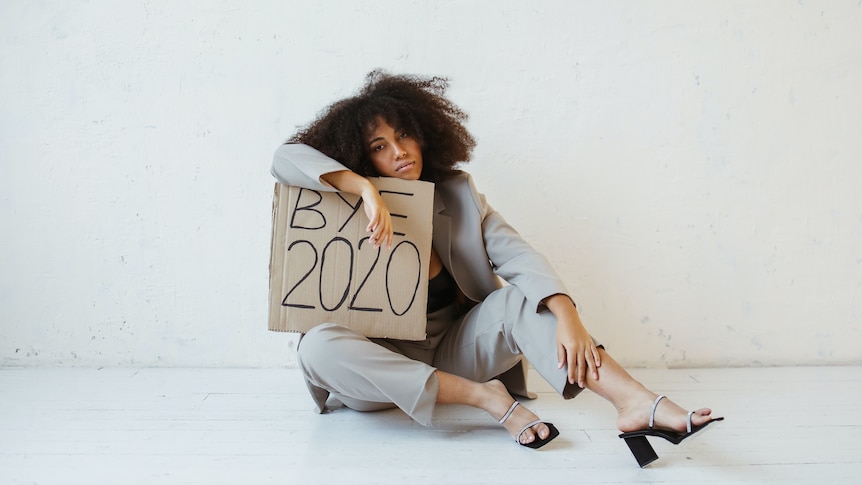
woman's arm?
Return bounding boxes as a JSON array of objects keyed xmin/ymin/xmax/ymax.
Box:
[
  {"xmin": 464, "ymin": 174, "xmax": 600, "ymax": 387},
  {"xmin": 271, "ymin": 143, "xmax": 349, "ymax": 191},
  {"xmin": 271, "ymin": 143, "xmax": 393, "ymax": 248},
  {"xmin": 320, "ymin": 170, "xmax": 394, "ymax": 249},
  {"xmin": 483, "ymin": 204, "xmax": 601, "ymax": 388}
]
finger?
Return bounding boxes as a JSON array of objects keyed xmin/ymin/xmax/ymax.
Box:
[
  {"xmin": 592, "ymin": 345, "xmax": 602, "ymax": 369},
  {"xmin": 577, "ymin": 350, "xmax": 587, "ymax": 388},
  {"xmin": 383, "ymin": 219, "xmax": 394, "ymax": 249},
  {"xmin": 567, "ymin": 349, "xmax": 578, "ymax": 386},
  {"xmin": 366, "ymin": 213, "xmax": 379, "ymax": 234},
  {"xmin": 372, "ymin": 224, "xmax": 387, "ymax": 248},
  {"xmin": 556, "ymin": 343, "xmax": 566, "ymax": 372},
  {"xmin": 586, "ymin": 347, "xmax": 599, "ymax": 381}
]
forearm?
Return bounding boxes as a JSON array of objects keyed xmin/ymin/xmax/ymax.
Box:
[
  {"xmin": 544, "ymin": 294, "xmax": 582, "ymax": 326},
  {"xmin": 271, "ymin": 143, "xmax": 349, "ymax": 191},
  {"xmin": 321, "ymin": 170, "xmax": 377, "ymax": 199}
]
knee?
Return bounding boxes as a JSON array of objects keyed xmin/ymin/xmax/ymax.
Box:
[
  {"xmin": 491, "ymin": 285, "xmax": 532, "ymax": 318},
  {"xmin": 297, "ymin": 323, "xmax": 355, "ymax": 369},
  {"xmin": 487, "ymin": 285, "xmax": 556, "ymax": 331}
]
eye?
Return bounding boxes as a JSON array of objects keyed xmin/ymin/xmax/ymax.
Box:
[
  {"xmin": 399, "ymin": 131, "xmax": 409, "ymax": 139},
  {"xmin": 372, "ymin": 144, "xmax": 385, "ymax": 152}
]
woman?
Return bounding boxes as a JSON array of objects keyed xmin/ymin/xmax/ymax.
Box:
[{"xmin": 271, "ymin": 71, "xmax": 720, "ymax": 463}]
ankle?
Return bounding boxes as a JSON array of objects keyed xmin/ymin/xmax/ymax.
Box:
[
  {"xmin": 617, "ymin": 390, "xmax": 658, "ymax": 417},
  {"xmin": 476, "ymin": 380, "xmax": 514, "ymax": 418},
  {"xmin": 465, "ymin": 380, "xmax": 489, "ymax": 409}
]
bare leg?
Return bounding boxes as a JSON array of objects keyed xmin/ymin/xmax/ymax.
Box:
[
  {"xmin": 436, "ymin": 371, "xmax": 552, "ymax": 445},
  {"xmin": 585, "ymin": 348, "xmax": 713, "ymax": 432}
]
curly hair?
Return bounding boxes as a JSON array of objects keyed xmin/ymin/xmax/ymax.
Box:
[{"xmin": 288, "ymin": 70, "xmax": 476, "ymax": 183}]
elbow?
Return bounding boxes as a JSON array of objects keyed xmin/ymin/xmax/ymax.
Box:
[{"xmin": 271, "ymin": 143, "xmax": 296, "ymax": 183}]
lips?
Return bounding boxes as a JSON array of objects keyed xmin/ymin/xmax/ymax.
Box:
[{"xmin": 396, "ymin": 161, "xmax": 415, "ymax": 172}]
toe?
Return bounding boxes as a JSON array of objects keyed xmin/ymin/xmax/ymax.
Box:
[
  {"xmin": 520, "ymin": 423, "xmax": 549, "ymax": 444},
  {"xmin": 536, "ymin": 423, "xmax": 550, "ymax": 440},
  {"xmin": 691, "ymin": 408, "xmax": 714, "ymax": 426}
]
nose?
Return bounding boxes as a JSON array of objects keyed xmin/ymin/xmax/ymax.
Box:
[{"xmin": 393, "ymin": 141, "xmax": 407, "ymax": 159}]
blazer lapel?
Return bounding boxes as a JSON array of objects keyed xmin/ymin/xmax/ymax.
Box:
[
  {"xmin": 432, "ymin": 185, "xmax": 484, "ymax": 303},
  {"xmin": 432, "ymin": 189, "xmax": 453, "ymax": 272}
]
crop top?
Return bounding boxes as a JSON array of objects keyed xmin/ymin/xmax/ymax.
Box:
[{"xmin": 426, "ymin": 265, "xmax": 457, "ymax": 313}]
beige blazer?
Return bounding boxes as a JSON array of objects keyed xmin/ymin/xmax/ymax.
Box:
[{"xmin": 271, "ymin": 144, "xmax": 573, "ymax": 397}]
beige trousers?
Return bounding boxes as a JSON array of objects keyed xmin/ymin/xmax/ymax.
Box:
[{"xmin": 297, "ymin": 285, "xmax": 597, "ymax": 426}]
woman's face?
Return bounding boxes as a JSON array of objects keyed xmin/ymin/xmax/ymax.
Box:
[{"xmin": 365, "ymin": 117, "xmax": 423, "ymax": 180}]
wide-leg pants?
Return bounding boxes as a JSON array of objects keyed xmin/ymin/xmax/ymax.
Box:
[{"xmin": 297, "ymin": 285, "xmax": 598, "ymax": 426}]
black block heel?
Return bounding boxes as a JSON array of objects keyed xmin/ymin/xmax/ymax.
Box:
[{"xmin": 620, "ymin": 434, "xmax": 659, "ymax": 468}]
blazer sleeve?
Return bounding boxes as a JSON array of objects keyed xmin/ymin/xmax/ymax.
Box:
[
  {"xmin": 271, "ymin": 143, "xmax": 350, "ymax": 192},
  {"xmin": 469, "ymin": 177, "xmax": 573, "ymax": 311}
]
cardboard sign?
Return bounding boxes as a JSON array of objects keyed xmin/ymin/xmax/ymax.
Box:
[{"xmin": 268, "ymin": 177, "xmax": 434, "ymax": 340}]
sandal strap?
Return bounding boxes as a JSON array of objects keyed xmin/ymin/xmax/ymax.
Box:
[
  {"xmin": 498, "ymin": 401, "xmax": 520, "ymax": 424},
  {"xmin": 686, "ymin": 410, "xmax": 694, "ymax": 434},
  {"xmin": 648, "ymin": 395, "xmax": 666, "ymax": 429}
]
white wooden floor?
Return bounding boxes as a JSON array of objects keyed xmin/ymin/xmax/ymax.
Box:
[{"xmin": 1, "ymin": 366, "xmax": 860, "ymax": 485}]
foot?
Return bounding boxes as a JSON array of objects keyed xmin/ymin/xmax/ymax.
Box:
[
  {"xmin": 617, "ymin": 393, "xmax": 713, "ymax": 434},
  {"xmin": 484, "ymin": 380, "xmax": 551, "ymax": 445}
]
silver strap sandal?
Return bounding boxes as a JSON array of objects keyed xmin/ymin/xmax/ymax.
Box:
[
  {"xmin": 619, "ymin": 394, "xmax": 724, "ymax": 467},
  {"xmin": 498, "ymin": 401, "xmax": 560, "ymax": 449}
]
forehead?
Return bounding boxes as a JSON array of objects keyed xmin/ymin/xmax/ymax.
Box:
[{"xmin": 365, "ymin": 115, "xmax": 399, "ymax": 138}]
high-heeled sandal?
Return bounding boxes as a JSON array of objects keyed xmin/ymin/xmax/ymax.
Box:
[
  {"xmin": 498, "ymin": 401, "xmax": 560, "ymax": 449},
  {"xmin": 618, "ymin": 395, "xmax": 724, "ymax": 467}
]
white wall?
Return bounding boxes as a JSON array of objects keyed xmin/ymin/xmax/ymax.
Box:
[{"xmin": 1, "ymin": 0, "xmax": 860, "ymax": 368}]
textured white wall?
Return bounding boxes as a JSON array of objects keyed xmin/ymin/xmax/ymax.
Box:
[{"xmin": 1, "ymin": 0, "xmax": 860, "ymax": 368}]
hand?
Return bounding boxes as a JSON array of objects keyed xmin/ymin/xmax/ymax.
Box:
[
  {"xmin": 545, "ymin": 295, "xmax": 601, "ymax": 388},
  {"xmin": 320, "ymin": 170, "xmax": 395, "ymax": 250},
  {"xmin": 360, "ymin": 186, "xmax": 393, "ymax": 249}
]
